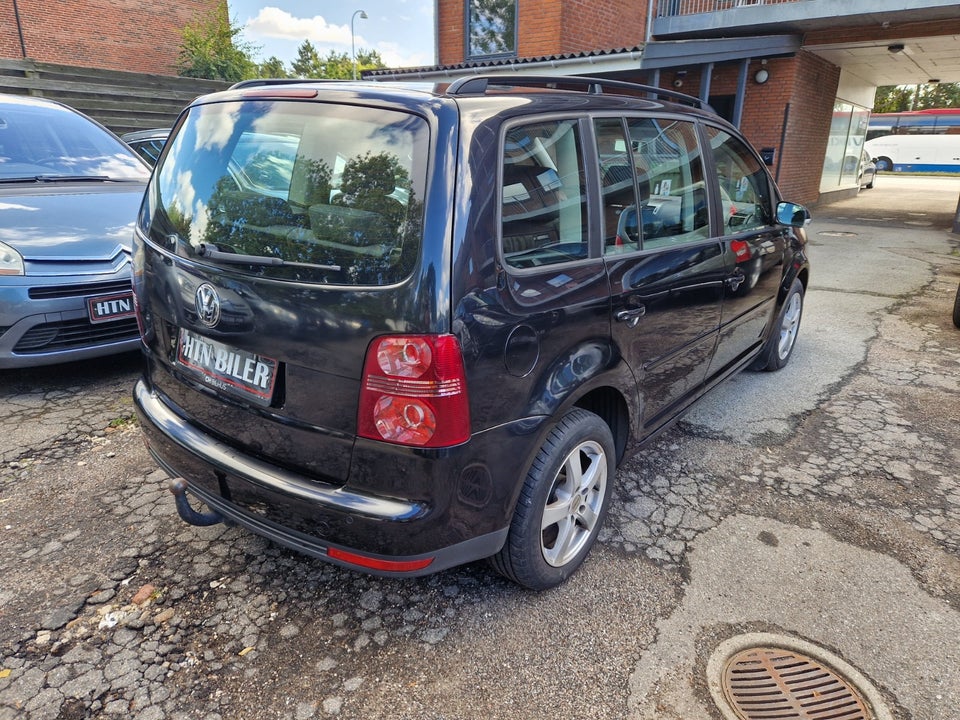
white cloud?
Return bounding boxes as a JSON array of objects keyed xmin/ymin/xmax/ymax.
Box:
[
  {"xmin": 376, "ymin": 42, "xmax": 433, "ymax": 69},
  {"xmin": 244, "ymin": 7, "xmax": 356, "ymax": 47},
  {"xmin": 237, "ymin": 4, "xmax": 435, "ymax": 70}
]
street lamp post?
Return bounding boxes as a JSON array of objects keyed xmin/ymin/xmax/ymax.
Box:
[{"xmin": 351, "ymin": 9, "xmax": 368, "ymax": 81}]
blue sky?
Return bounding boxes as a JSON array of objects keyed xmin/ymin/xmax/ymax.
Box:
[{"xmin": 228, "ymin": 1, "xmax": 437, "ymax": 70}]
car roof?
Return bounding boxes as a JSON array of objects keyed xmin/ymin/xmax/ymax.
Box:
[{"xmin": 190, "ymin": 75, "xmax": 721, "ymax": 122}]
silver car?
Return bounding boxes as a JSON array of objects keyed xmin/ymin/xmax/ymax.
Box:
[{"xmin": 0, "ymin": 94, "xmax": 150, "ymax": 368}]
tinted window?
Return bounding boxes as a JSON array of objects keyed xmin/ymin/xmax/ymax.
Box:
[
  {"xmin": 705, "ymin": 126, "xmax": 772, "ymax": 232},
  {"xmin": 151, "ymin": 100, "xmax": 428, "ymax": 286},
  {"xmin": 128, "ymin": 138, "xmax": 166, "ymax": 167},
  {"xmin": 594, "ymin": 117, "xmax": 640, "ymax": 254},
  {"xmin": 627, "ymin": 117, "xmax": 708, "ymax": 248},
  {"xmin": 501, "ymin": 119, "xmax": 589, "ymax": 269}
]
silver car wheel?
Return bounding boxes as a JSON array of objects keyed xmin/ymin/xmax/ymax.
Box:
[
  {"xmin": 777, "ymin": 291, "xmax": 803, "ymax": 361},
  {"xmin": 540, "ymin": 439, "xmax": 607, "ymax": 568}
]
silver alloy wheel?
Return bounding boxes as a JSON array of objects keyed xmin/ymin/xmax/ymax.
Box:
[
  {"xmin": 777, "ymin": 291, "xmax": 802, "ymax": 361},
  {"xmin": 540, "ymin": 439, "xmax": 608, "ymax": 567}
]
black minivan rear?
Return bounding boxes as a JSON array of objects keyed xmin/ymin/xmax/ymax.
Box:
[
  {"xmin": 133, "ymin": 82, "xmax": 528, "ymax": 577},
  {"xmin": 134, "ymin": 77, "xmax": 809, "ymax": 589}
]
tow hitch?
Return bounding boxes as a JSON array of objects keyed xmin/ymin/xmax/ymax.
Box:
[{"xmin": 169, "ymin": 479, "xmax": 224, "ymax": 526}]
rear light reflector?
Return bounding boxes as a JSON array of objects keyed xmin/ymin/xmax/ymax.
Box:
[
  {"xmin": 358, "ymin": 334, "xmax": 470, "ymax": 448},
  {"xmin": 327, "ymin": 547, "xmax": 434, "ymax": 573}
]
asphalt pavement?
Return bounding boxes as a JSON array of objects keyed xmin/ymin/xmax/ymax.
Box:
[{"xmin": 0, "ymin": 174, "xmax": 958, "ymax": 720}]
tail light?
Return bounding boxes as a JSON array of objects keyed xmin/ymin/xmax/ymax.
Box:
[{"xmin": 358, "ymin": 334, "xmax": 470, "ymax": 448}]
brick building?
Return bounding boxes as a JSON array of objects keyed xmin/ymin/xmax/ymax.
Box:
[
  {"xmin": 0, "ymin": 0, "xmax": 221, "ymax": 76},
  {"xmin": 371, "ymin": 0, "xmax": 960, "ymax": 206}
]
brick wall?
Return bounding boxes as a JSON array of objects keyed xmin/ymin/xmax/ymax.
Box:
[
  {"xmin": 519, "ymin": 0, "xmax": 563, "ymax": 58},
  {"xmin": 777, "ymin": 51, "xmax": 840, "ymax": 204},
  {"xmin": 660, "ymin": 55, "xmax": 837, "ymax": 205},
  {"xmin": 560, "ymin": 0, "xmax": 646, "ymax": 54},
  {"xmin": 0, "ymin": 0, "xmax": 221, "ymax": 76},
  {"xmin": 437, "ymin": 0, "xmax": 464, "ymax": 65},
  {"xmin": 439, "ymin": 0, "xmax": 647, "ymax": 65}
]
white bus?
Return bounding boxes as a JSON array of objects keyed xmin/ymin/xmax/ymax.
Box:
[{"xmin": 866, "ymin": 109, "xmax": 960, "ymax": 173}]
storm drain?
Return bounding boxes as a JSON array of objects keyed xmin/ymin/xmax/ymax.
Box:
[
  {"xmin": 707, "ymin": 634, "xmax": 893, "ymax": 720},
  {"xmin": 720, "ymin": 646, "xmax": 872, "ymax": 719}
]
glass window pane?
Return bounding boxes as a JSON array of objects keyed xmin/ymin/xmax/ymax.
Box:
[
  {"xmin": 706, "ymin": 127, "xmax": 773, "ymax": 233},
  {"xmin": 468, "ymin": 0, "xmax": 516, "ymax": 57},
  {"xmin": 627, "ymin": 118, "xmax": 709, "ymax": 248},
  {"xmin": 501, "ymin": 119, "xmax": 588, "ymax": 269},
  {"xmin": 154, "ymin": 100, "xmax": 428, "ymax": 286},
  {"xmin": 594, "ymin": 118, "xmax": 639, "ymax": 254}
]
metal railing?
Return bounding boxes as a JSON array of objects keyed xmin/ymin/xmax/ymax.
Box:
[{"xmin": 654, "ymin": 0, "xmax": 802, "ymax": 17}]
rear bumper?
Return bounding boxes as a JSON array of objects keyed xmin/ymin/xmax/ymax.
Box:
[{"xmin": 134, "ymin": 379, "xmax": 531, "ymax": 577}]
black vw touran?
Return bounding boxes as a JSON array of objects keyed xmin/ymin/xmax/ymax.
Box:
[{"xmin": 133, "ymin": 76, "xmax": 810, "ymax": 589}]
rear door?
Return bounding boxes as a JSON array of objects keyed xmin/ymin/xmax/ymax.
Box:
[
  {"xmin": 596, "ymin": 116, "xmax": 724, "ymax": 432},
  {"xmin": 137, "ymin": 96, "xmax": 438, "ymax": 483}
]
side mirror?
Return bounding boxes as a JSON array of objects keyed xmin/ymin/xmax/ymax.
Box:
[{"xmin": 776, "ymin": 202, "xmax": 811, "ymax": 228}]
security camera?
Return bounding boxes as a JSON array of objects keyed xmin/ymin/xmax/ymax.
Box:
[{"xmin": 673, "ymin": 79, "xmax": 684, "ymax": 88}]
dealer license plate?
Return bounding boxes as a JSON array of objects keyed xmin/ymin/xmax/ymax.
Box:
[
  {"xmin": 87, "ymin": 292, "xmax": 135, "ymax": 324},
  {"xmin": 177, "ymin": 328, "xmax": 278, "ymax": 406}
]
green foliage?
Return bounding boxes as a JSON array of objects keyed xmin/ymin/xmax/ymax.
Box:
[
  {"xmin": 259, "ymin": 56, "xmax": 289, "ymax": 79},
  {"xmin": 290, "ymin": 41, "xmax": 386, "ymax": 79},
  {"xmin": 177, "ymin": 2, "xmax": 258, "ymax": 82},
  {"xmin": 874, "ymin": 83, "xmax": 960, "ymax": 113},
  {"xmin": 291, "ymin": 40, "xmax": 323, "ymax": 78}
]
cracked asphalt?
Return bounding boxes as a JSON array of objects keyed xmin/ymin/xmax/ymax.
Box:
[{"xmin": 1, "ymin": 175, "xmax": 959, "ymax": 720}]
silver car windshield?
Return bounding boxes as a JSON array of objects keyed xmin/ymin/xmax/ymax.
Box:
[
  {"xmin": 150, "ymin": 99, "xmax": 429, "ymax": 286},
  {"xmin": 0, "ymin": 99, "xmax": 149, "ymax": 181}
]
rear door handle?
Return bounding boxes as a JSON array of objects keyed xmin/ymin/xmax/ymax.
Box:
[{"xmin": 616, "ymin": 306, "xmax": 646, "ymax": 328}]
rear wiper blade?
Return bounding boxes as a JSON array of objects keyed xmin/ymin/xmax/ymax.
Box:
[
  {"xmin": 0, "ymin": 175, "xmax": 113, "ymax": 183},
  {"xmin": 36, "ymin": 175, "xmax": 113, "ymax": 182},
  {"xmin": 197, "ymin": 244, "xmax": 341, "ymax": 272}
]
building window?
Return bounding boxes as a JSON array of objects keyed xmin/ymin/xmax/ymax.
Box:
[
  {"xmin": 467, "ymin": 0, "xmax": 517, "ymax": 58},
  {"xmin": 820, "ymin": 101, "xmax": 870, "ymax": 192}
]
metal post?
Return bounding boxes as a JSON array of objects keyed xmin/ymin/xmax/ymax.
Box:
[{"xmin": 351, "ymin": 10, "xmax": 368, "ymax": 81}]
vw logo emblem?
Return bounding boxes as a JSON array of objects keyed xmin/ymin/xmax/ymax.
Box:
[{"xmin": 195, "ymin": 284, "xmax": 221, "ymax": 328}]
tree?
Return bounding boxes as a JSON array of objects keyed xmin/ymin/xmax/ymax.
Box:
[
  {"xmin": 291, "ymin": 40, "xmax": 323, "ymax": 78},
  {"xmin": 290, "ymin": 44, "xmax": 386, "ymax": 79},
  {"xmin": 318, "ymin": 50, "xmax": 387, "ymax": 79},
  {"xmin": 259, "ymin": 56, "xmax": 289, "ymax": 79},
  {"xmin": 874, "ymin": 83, "xmax": 960, "ymax": 112},
  {"xmin": 176, "ymin": 2, "xmax": 258, "ymax": 82}
]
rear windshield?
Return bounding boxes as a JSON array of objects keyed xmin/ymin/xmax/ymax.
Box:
[{"xmin": 150, "ymin": 99, "xmax": 429, "ymax": 285}]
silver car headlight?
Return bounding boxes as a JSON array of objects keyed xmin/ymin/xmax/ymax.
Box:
[{"xmin": 0, "ymin": 241, "xmax": 24, "ymax": 276}]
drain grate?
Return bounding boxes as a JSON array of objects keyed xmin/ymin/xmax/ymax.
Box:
[{"xmin": 721, "ymin": 646, "xmax": 872, "ymax": 720}]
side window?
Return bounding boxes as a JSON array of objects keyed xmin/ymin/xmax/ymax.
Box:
[
  {"xmin": 705, "ymin": 126, "xmax": 773, "ymax": 232},
  {"xmin": 628, "ymin": 118, "xmax": 709, "ymax": 248},
  {"xmin": 594, "ymin": 117, "xmax": 640, "ymax": 254},
  {"xmin": 501, "ymin": 119, "xmax": 589, "ymax": 269}
]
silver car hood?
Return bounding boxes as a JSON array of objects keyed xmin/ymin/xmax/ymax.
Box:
[{"xmin": 0, "ymin": 184, "xmax": 146, "ymax": 261}]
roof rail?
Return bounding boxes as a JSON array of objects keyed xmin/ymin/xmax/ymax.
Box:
[{"xmin": 446, "ymin": 74, "xmax": 711, "ymax": 111}]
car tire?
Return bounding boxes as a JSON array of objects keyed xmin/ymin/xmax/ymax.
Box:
[
  {"xmin": 751, "ymin": 277, "xmax": 804, "ymax": 372},
  {"xmin": 875, "ymin": 156, "xmax": 892, "ymax": 172},
  {"xmin": 865, "ymin": 176, "xmax": 874, "ymax": 189},
  {"xmin": 953, "ymin": 282, "xmax": 960, "ymax": 329},
  {"xmin": 490, "ymin": 408, "xmax": 614, "ymax": 590}
]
